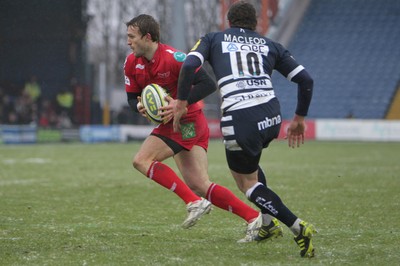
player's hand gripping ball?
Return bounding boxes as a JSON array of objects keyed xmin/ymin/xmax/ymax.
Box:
[{"xmin": 140, "ymin": 84, "xmax": 168, "ymax": 124}]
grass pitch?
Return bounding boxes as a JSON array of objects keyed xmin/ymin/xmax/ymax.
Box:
[{"xmin": 0, "ymin": 140, "xmax": 399, "ymax": 265}]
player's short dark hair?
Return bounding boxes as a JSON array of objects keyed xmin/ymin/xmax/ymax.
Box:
[
  {"xmin": 126, "ymin": 14, "xmax": 160, "ymax": 42},
  {"xmin": 227, "ymin": 1, "xmax": 257, "ymax": 30}
]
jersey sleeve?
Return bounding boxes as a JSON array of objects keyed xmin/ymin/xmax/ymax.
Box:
[
  {"xmin": 187, "ymin": 34, "xmax": 212, "ymax": 64},
  {"xmin": 124, "ymin": 54, "xmax": 141, "ymax": 94},
  {"xmin": 273, "ymin": 42, "xmax": 305, "ymax": 82},
  {"xmin": 272, "ymin": 43, "xmax": 313, "ymax": 116}
]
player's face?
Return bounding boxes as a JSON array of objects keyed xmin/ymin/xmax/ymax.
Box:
[{"xmin": 127, "ymin": 26, "xmax": 149, "ymax": 58}]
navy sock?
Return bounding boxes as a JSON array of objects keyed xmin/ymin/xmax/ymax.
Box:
[
  {"xmin": 257, "ymin": 166, "xmax": 268, "ymax": 215},
  {"xmin": 257, "ymin": 165, "xmax": 267, "ymax": 186},
  {"xmin": 248, "ymin": 184, "xmax": 297, "ymax": 227}
]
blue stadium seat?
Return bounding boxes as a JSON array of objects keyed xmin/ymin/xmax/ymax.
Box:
[{"xmin": 273, "ymin": 0, "xmax": 400, "ymax": 119}]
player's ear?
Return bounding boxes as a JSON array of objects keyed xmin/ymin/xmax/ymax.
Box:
[{"xmin": 144, "ymin": 33, "xmax": 152, "ymax": 41}]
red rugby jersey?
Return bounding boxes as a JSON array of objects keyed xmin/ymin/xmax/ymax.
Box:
[{"xmin": 124, "ymin": 43, "xmax": 201, "ymax": 114}]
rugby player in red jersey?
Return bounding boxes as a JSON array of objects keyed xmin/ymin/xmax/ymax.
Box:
[{"xmin": 124, "ymin": 14, "xmax": 275, "ymax": 242}]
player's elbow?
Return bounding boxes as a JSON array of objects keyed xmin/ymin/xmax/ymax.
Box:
[
  {"xmin": 205, "ymin": 77, "xmax": 217, "ymax": 93},
  {"xmin": 296, "ymin": 71, "xmax": 314, "ymax": 92},
  {"xmin": 304, "ymin": 75, "xmax": 314, "ymax": 89}
]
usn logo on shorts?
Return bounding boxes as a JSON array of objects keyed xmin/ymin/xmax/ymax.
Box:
[{"xmin": 257, "ymin": 114, "xmax": 281, "ymax": 131}]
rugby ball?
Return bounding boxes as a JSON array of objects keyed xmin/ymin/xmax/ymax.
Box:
[{"xmin": 141, "ymin": 84, "xmax": 168, "ymax": 124}]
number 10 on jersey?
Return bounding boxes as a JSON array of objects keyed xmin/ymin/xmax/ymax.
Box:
[{"xmin": 231, "ymin": 51, "xmax": 266, "ymax": 78}]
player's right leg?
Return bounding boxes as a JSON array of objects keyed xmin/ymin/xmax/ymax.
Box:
[
  {"xmin": 244, "ymin": 179, "xmax": 317, "ymax": 257},
  {"xmin": 255, "ymin": 218, "xmax": 283, "ymax": 242},
  {"xmin": 292, "ymin": 219, "xmax": 317, "ymax": 258},
  {"xmin": 133, "ymin": 135, "xmax": 173, "ymax": 174},
  {"xmin": 175, "ymin": 146, "xmax": 262, "ymax": 241},
  {"xmin": 132, "ymin": 135, "xmax": 205, "ymax": 210}
]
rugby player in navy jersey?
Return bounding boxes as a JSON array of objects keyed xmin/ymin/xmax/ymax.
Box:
[
  {"xmin": 173, "ymin": 1, "xmax": 317, "ymax": 257},
  {"xmin": 124, "ymin": 14, "xmax": 274, "ymax": 242}
]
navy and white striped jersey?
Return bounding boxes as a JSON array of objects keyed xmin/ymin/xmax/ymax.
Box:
[{"xmin": 188, "ymin": 27, "xmax": 304, "ymax": 113}]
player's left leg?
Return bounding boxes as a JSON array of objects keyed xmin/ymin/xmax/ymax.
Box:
[
  {"xmin": 133, "ymin": 135, "xmax": 201, "ymax": 205},
  {"xmin": 256, "ymin": 165, "xmax": 280, "ymax": 237},
  {"xmin": 176, "ymin": 146, "xmax": 259, "ymax": 222},
  {"xmin": 231, "ymin": 168, "xmax": 316, "ymax": 257},
  {"xmin": 175, "ymin": 146, "xmax": 262, "ymax": 241}
]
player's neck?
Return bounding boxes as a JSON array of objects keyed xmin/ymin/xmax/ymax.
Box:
[{"xmin": 144, "ymin": 42, "xmax": 158, "ymax": 62}]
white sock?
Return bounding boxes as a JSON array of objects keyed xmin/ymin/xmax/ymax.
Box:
[
  {"xmin": 290, "ymin": 218, "xmax": 302, "ymax": 236},
  {"xmin": 245, "ymin": 182, "xmax": 263, "ymax": 199},
  {"xmin": 262, "ymin": 213, "xmax": 273, "ymax": 226}
]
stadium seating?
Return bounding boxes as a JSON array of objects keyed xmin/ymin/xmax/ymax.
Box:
[{"xmin": 272, "ymin": 0, "xmax": 400, "ymax": 119}]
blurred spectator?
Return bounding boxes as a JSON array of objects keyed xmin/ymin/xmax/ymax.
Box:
[
  {"xmin": 56, "ymin": 88, "xmax": 74, "ymax": 121},
  {"xmin": 2, "ymin": 95, "xmax": 18, "ymax": 124},
  {"xmin": 1, "ymin": 81, "xmax": 20, "ymax": 124},
  {"xmin": 0, "ymin": 79, "xmax": 79, "ymax": 127},
  {"xmin": 38, "ymin": 112, "xmax": 51, "ymax": 127},
  {"xmin": 23, "ymin": 75, "xmax": 41, "ymax": 103},
  {"xmin": 6, "ymin": 111, "xmax": 19, "ymax": 124},
  {"xmin": 15, "ymin": 93, "xmax": 34, "ymax": 124},
  {"xmin": 39, "ymin": 99, "xmax": 58, "ymax": 128},
  {"xmin": 57, "ymin": 111, "xmax": 73, "ymax": 128}
]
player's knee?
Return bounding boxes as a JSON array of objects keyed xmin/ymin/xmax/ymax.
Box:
[
  {"xmin": 132, "ymin": 159, "xmax": 139, "ymax": 170},
  {"xmin": 226, "ymin": 150, "xmax": 259, "ymax": 174},
  {"xmin": 132, "ymin": 154, "xmax": 146, "ymax": 171},
  {"xmin": 186, "ymin": 179, "xmax": 210, "ymax": 198}
]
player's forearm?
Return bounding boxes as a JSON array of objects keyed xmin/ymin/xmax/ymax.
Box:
[
  {"xmin": 187, "ymin": 68, "xmax": 217, "ymax": 104},
  {"xmin": 177, "ymin": 55, "xmax": 203, "ymax": 101},
  {"xmin": 127, "ymin": 92, "xmax": 140, "ymax": 112},
  {"xmin": 292, "ymin": 70, "xmax": 314, "ymax": 116}
]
